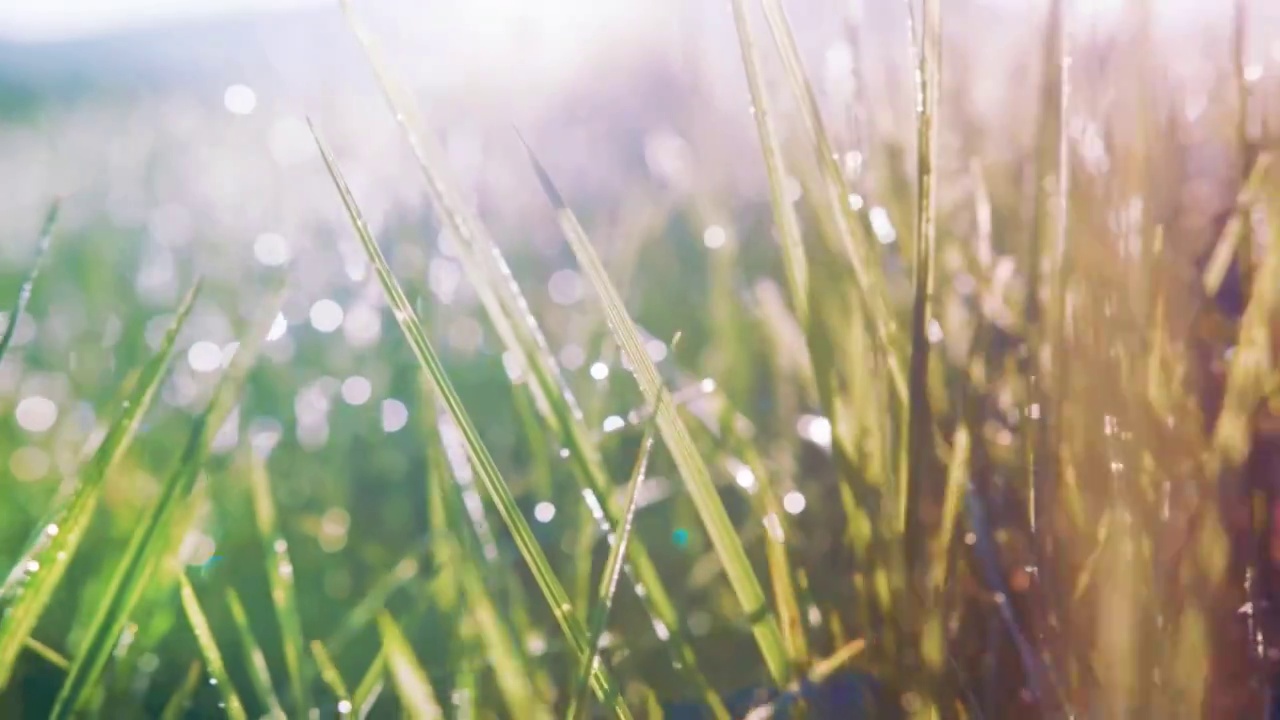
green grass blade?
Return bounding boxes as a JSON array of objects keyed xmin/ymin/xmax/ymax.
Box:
[
  {"xmin": 50, "ymin": 291, "xmax": 279, "ymax": 718},
  {"xmin": 902, "ymin": 0, "xmax": 942, "ymax": 564},
  {"xmin": 352, "ymin": 650, "xmax": 386, "ymax": 720},
  {"xmin": 754, "ymin": 0, "xmax": 907, "ymax": 403},
  {"xmin": 22, "ymin": 637, "xmax": 69, "ymax": 671},
  {"xmin": 227, "ymin": 588, "xmax": 287, "ymax": 719},
  {"xmin": 324, "ymin": 537, "xmax": 432, "ymax": 655},
  {"xmin": 376, "ymin": 612, "xmax": 443, "ymax": 720},
  {"xmin": 726, "ymin": 0, "xmax": 807, "ymax": 326},
  {"xmin": 0, "ymin": 280, "xmax": 202, "ymax": 689},
  {"xmin": 338, "ymin": 4, "xmax": 723, "ymax": 707},
  {"xmin": 518, "ymin": 139, "xmax": 790, "ymax": 686},
  {"xmin": 313, "ymin": 125, "xmax": 632, "ymax": 719},
  {"xmin": 178, "ymin": 575, "xmax": 248, "ymax": 720},
  {"xmin": 566, "ymin": 417, "xmax": 660, "ymax": 720},
  {"xmin": 0, "ymin": 200, "xmax": 58, "ymax": 363},
  {"xmin": 246, "ymin": 452, "xmax": 312, "ymax": 713},
  {"xmin": 160, "ymin": 660, "xmax": 203, "ymax": 720},
  {"xmin": 310, "ymin": 640, "xmax": 352, "ymax": 710},
  {"xmin": 420, "ymin": 377, "xmax": 553, "ymax": 720}
]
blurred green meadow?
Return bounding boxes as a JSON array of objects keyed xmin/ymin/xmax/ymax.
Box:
[{"xmin": 1, "ymin": 0, "xmax": 1280, "ymax": 718}]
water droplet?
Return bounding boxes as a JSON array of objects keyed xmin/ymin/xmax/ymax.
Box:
[{"xmin": 783, "ymin": 491, "xmax": 807, "ymax": 515}]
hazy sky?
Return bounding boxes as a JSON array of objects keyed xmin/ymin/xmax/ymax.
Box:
[{"xmin": 0, "ymin": 0, "xmax": 325, "ymax": 42}]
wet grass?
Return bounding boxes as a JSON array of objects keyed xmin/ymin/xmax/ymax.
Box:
[{"xmin": 0, "ymin": 1, "xmax": 1278, "ymax": 718}]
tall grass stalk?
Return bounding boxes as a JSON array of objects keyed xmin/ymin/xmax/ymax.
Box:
[
  {"xmin": 520, "ymin": 140, "xmax": 792, "ymax": 686},
  {"xmin": 312, "ymin": 125, "xmax": 633, "ymax": 717}
]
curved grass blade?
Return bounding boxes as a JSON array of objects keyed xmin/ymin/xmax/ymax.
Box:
[
  {"xmin": 0, "ymin": 280, "xmax": 202, "ymax": 689},
  {"xmin": 566, "ymin": 416, "xmax": 660, "ymax": 720},
  {"xmin": 312, "ymin": 125, "xmax": 632, "ymax": 719},
  {"xmin": 246, "ymin": 452, "xmax": 312, "ymax": 713},
  {"xmin": 178, "ymin": 575, "xmax": 248, "ymax": 720},
  {"xmin": 227, "ymin": 588, "xmax": 287, "ymax": 719},
  {"xmin": 376, "ymin": 612, "xmax": 443, "ymax": 720},
  {"xmin": 310, "ymin": 640, "xmax": 352, "ymax": 712},
  {"xmin": 0, "ymin": 200, "xmax": 58, "ymax": 363},
  {"xmin": 339, "ymin": 5, "xmax": 723, "ymax": 709},
  {"xmin": 160, "ymin": 660, "xmax": 203, "ymax": 720},
  {"xmin": 50, "ymin": 291, "xmax": 280, "ymax": 719},
  {"xmin": 519, "ymin": 139, "xmax": 790, "ymax": 686}
]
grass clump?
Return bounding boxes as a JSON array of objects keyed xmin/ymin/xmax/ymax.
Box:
[{"xmin": 0, "ymin": 1, "xmax": 1278, "ymax": 718}]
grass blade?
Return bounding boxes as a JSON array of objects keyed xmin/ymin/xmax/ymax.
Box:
[
  {"xmin": 1210, "ymin": 167, "xmax": 1280, "ymax": 473},
  {"xmin": 566, "ymin": 416, "xmax": 660, "ymax": 720},
  {"xmin": 0, "ymin": 200, "xmax": 58, "ymax": 363},
  {"xmin": 227, "ymin": 588, "xmax": 287, "ymax": 719},
  {"xmin": 422, "ymin": 398, "xmax": 553, "ymax": 720},
  {"xmin": 22, "ymin": 637, "xmax": 68, "ymax": 671},
  {"xmin": 160, "ymin": 660, "xmax": 203, "ymax": 720},
  {"xmin": 726, "ymin": 0, "xmax": 807, "ymax": 326},
  {"xmin": 519, "ymin": 139, "xmax": 791, "ymax": 685},
  {"xmin": 178, "ymin": 575, "xmax": 248, "ymax": 720},
  {"xmin": 338, "ymin": 5, "xmax": 724, "ymax": 708},
  {"xmin": 49, "ymin": 290, "xmax": 279, "ymax": 718},
  {"xmin": 312, "ymin": 124, "xmax": 632, "ymax": 718},
  {"xmin": 742, "ymin": 638, "xmax": 867, "ymax": 720},
  {"xmin": 310, "ymin": 640, "xmax": 352, "ymax": 711},
  {"xmin": 246, "ymin": 452, "xmax": 312, "ymax": 713},
  {"xmin": 0, "ymin": 280, "xmax": 202, "ymax": 689},
  {"xmin": 376, "ymin": 612, "xmax": 443, "ymax": 720},
  {"xmin": 902, "ymin": 0, "xmax": 942, "ymax": 567},
  {"xmin": 352, "ymin": 650, "xmax": 386, "ymax": 720},
  {"xmin": 1202, "ymin": 154, "xmax": 1273, "ymax": 298},
  {"xmin": 754, "ymin": 0, "xmax": 907, "ymax": 403}
]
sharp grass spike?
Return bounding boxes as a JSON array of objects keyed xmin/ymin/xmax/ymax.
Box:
[
  {"xmin": 518, "ymin": 135, "xmax": 790, "ymax": 686},
  {"xmin": 567, "ymin": 409, "xmax": 661, "ymax": 720},
  {"xmin": 0, "ymin": 200, "xmax": 59, "ymax": 363}
]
